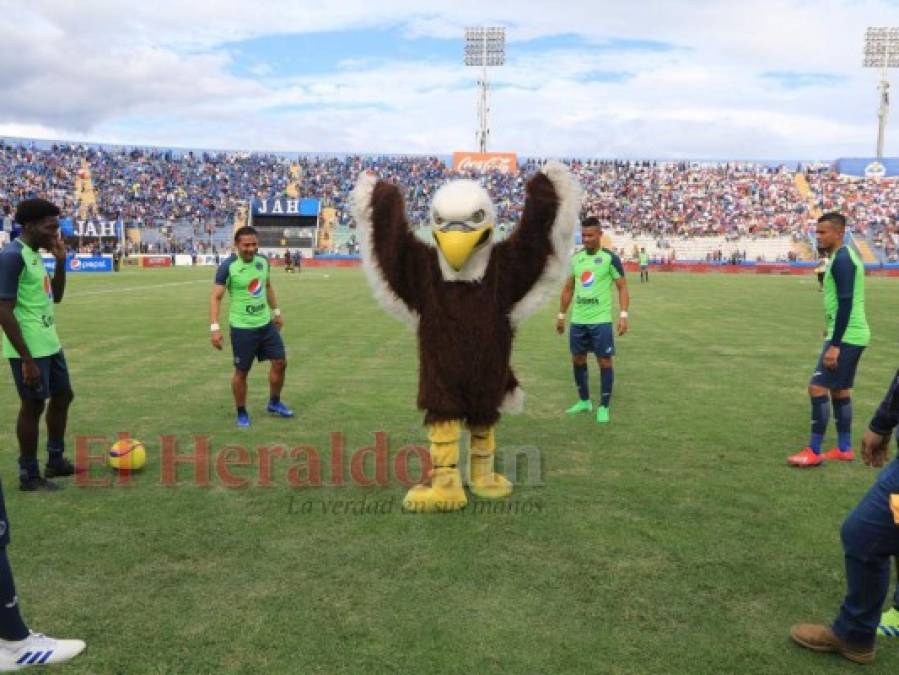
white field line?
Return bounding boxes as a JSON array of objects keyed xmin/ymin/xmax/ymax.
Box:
[
  {"xmin": 66, "ymin": 273, "xmax": 334, "ymax": 298},
  {"xmin": 66, "ymin": 280, "xmax": 208, "ymax": 297}
]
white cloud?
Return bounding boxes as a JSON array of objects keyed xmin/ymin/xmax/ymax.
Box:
[{"xmin": 0, "ymin": 0, "xmax": 896, "ymax": 157}]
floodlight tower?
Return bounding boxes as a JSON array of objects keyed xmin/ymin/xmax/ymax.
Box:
[
  {"xmin": 464, "ymin": 27, "xmax": 505, "ymax": 153},
  {"xmin": 863, "ymin": 27, "xmax": 899, "ymax": 159}
]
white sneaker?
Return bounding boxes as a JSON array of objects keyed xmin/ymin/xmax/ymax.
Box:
[{"xmin": 0, "ymin": 631, "xmax": 85, "ymax": 671}]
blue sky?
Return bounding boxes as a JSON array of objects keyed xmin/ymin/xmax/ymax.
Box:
[
  {"xmin": 0, "ymin": 1, "xmax": 896, "ymax": 159},
  {"xmin": 223, "ymin": 29, "xmax": 678, "ymax": 79},
  {"xmin": 224, "ymin": 28, "xmax": 462, "ymax": 77}
]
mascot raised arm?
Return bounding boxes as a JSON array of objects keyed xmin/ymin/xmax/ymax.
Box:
[{"xmin": 352, "ymin": 162, "xmax": 582, "ymax": 513}]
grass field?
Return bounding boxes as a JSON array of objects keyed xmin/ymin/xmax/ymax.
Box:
[{"xmin": 1, "ymin": 266, "xmax": 898, "ymax": 674}]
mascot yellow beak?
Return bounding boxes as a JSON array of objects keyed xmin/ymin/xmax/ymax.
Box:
[{"xmin": 433, "ymin": 225, "xmax": 493, "ymax": 271}]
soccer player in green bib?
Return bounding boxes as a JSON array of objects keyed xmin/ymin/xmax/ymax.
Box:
[
  {"xmin": 210, "ymin": 226, "xmax": 293, "ymax": 428},
  {"xmin": 639, "ymin": 247, "xmax": 649, "ymax": 283},
  {"xmin": 0, "ymin": 199, "xmax": 77, "ymax": 491},
  {"xmin": 556, "ymin": 217, "xmax": 630, "ymax": 424},
  {"xmin": 788, "ymin": 212, "xmax": 870, "ymax": 467},
  {"xmin": 0, "ymin": 201, "xmax": 87, "ymax": 664}
]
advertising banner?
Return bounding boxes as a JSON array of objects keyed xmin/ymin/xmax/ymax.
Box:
[
  {"xmin": 42, "ymin": 256, "xmax": 113, "ymax": 273},
  {"xmin": 835, "ymin": 157, "xmax": 899, "ymax": 178},
  {"xmin": 73, "ymin": 220, "xmax": 121, "ymax": 238},
  {"xmin": 452, "ymin": 152, "xmax": 518, "ymax": 174},
  {"xmin": 251, "ymin": 198, "xmax": 321, "ymax": 217},
  {"xmin": 140, "ymin": 256, "xmax": 173, "ymax": 268}
]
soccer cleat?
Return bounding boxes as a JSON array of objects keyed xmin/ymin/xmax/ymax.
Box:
[
  {"xmin": 878, "ymin": 607, "xmax": 899, "ymax": 638},
  {"xmin": 789, "ymin": 624, "xmax": 874, "ymax": 664},
  {"xmin": 565, "ymin": 400, "xmax": 592, "ymax": 415},
  {"xmin": 44, "ymin": 457, "xmax": 77, "ymax": 478},
  {"xmin": 822, "ymin": 447, "xmax": 855, "ymax": 462},
  {"xmin": 266, "ymin": 401, "xmax": 294, "ymax": 418},
  {"xmin": 596, "ymin": 406, "xmax": 610, "ymax": 424},
  {"xmin": 18, "ymin": 476, "xmax": 60, "ymax": 492},
  {"xmin": 236, "ymin": 410, "xmax": 251, "ymax": 428},
  {"xmin": 0, "ymin": 631, "xmax": 86, "ymax": 670},
  {"xmin": 787, "ymin": 448, "xmax": 823, "ymax": 467}
]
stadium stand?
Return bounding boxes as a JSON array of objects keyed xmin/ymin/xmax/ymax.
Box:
[{"xmin": 1, "ymin": 140, "xmax": 896, "ymax": 262}]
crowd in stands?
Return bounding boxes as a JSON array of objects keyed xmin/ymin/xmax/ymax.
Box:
[
  {"xmin": 1, "ymin": 140, "xmax": 897, "ymax": 261},
  {"xmin": 805, "ymin": 165, "xmax": 899, "ymax": 263},
  {"xmin": 0, "ymin": 143, "xmax": 80, "ymax": 219},
  {"xmin": 572, "ymin": 160, "xmax": 810, "ymax": 239}
]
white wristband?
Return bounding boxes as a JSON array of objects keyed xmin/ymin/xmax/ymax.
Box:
[
  {"xmin": 557, "ymin": 313, "xmax": 566, "ymax": 320},
  {"xmin": 210, "ymin": 323, "xmax": 221, "ymax": 332},
  {"xmin": 619, "ymin": 311, "xmax": 629, "ymax": 319},
  {"xmin": 273, "ymin": 308, "xmax": 282, "ymax": 317}
]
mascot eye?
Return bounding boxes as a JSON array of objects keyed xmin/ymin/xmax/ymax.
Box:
[
  {"xmin": 434, "ymin": 214, "xmax": 444, "ymax": 225},
  {"xmin": 471, "ymin": 209, "xmax": 485, "ymax": 224}
]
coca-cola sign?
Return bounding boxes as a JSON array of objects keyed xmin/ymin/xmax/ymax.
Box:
[{"xmin": 452, "ymin": 152, "xmax": 518, "ymax": 175}]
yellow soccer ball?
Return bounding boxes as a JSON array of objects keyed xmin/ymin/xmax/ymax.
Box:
[{"xmin": 108, "ymin": 438, "xmax": 147, "ymax": 473}]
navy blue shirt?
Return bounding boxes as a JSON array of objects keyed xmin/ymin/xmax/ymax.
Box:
[{"xmin": 869, "ymin": 370, "xmax": 899, "ymax": 437}]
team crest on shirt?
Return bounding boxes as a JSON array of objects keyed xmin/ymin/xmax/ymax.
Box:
[
  {"xmin": 255, "ymin": 261, "xmax": 263, "ymax": 271},
  {"xmin": 580, "ymin": 271, "xmax": 595, "ymax": 288},
  {"xmin": 594, "ymin": 257, "xmax": 602, "ymax": 265},
  {"xmin": 247, "ymin": 278, "xmax": 264, "ymax": 297}
]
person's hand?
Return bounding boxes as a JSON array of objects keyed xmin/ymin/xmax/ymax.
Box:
[
  {"xmin": 273, "ymin": 314, "xmax": 284, "ymax": 331},
  {"xmin": 617, "ymin": 316, "xmax": 629, "ymax": 336},
  {"xmin": 210, "ymin": 330, "xmax": 223, "ymax": 350},
  {"xmin": 861, "ymin": 429, "xmax": 892, "ymax": 468},
  {"xmin": 49, "ymin": 233, "xmax": 66, "ymax": 262},
  {"xmin": 823, "ymin": 345, "xmax": 840, "ymax": 370},
  {"xmin": 22, "ymin": 358, "xmax": 40, "ymax": 388},
  {"xmin": 555, "ymin": 316, "xmax": 565, "ymax": 335}
]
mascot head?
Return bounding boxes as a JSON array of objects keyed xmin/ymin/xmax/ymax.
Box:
[{"xmin": 430, "ymin": 179, "xmax": 497, "ymax": 281}]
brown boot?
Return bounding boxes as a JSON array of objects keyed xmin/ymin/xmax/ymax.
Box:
[{"xmin": 789, "ymin": 624, "xmax": 874, "ymax": 664}]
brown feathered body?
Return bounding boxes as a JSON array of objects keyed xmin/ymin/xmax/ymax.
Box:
[{"xmin": 359, "ymin": 170, "xmax": 572, "ymax": 427}]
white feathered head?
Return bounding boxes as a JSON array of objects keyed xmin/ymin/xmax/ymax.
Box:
[{"xmin": 429, "ymin": 179, "xmax": 497, "ymax": 281}]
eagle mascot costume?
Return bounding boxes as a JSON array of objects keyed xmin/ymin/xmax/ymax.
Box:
[{"xmin": 352, "ymin": 162, "xmax": 582, "ymax": 512}]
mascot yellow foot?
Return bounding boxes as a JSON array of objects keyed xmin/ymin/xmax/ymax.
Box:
[
  {"xmin": 468, "ymin": 425, "xmax": 513, "ymax": 499},
  {"xmin": 403, "ymin": 420, "xmax": 468, "ymax": 513}
]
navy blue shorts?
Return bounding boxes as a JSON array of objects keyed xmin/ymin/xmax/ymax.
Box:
[
  {"xmin": 8, "ymin": 351, "xmax": 73, "ymax": 401},
  {"xmin": 569, "ymin": 323, "xmax": 615, "ymax": 357},
  {"xmin": 230, "ymin": 322, "xmax": 286, "ymax": 372},
  {"xmin": 809, "ymin": 341, "xmax": 865, "ymax": 390}
]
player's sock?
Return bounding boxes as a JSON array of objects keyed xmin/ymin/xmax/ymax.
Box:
[
  {"xmin": 573, "ymin": 364, "xmax": 589, "ymax": 401},
  {"xmin": 0, "ymin": 549, "xmax": 29, "ymax": 641},
  {"xmin": 600, "ymin": 367, "xmax": 614, "ymax": 408},
  {"xmin": 47, "ymin": 439, "xmax": 64, "ymax": 462},
  {"xmin": 269, "ymin": 396, "xmax": 280, "ymax": 405},
  {"xmin": 236, "ymin": 406, "xmax": 248, "ymax": 416},
  {"xmin": 16, "ymin": 458, "xmax": 38, "ymax": 481},
  {"xmin": 832, "ymin": 397, "xmax": 852, "ymax": 451},
  {"xmin": 809, "ymin": 395, "xmax": 830, "ymax": 454}
]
